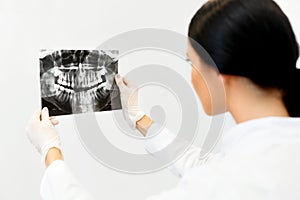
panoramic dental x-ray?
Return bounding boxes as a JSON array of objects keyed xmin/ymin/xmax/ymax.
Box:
[{"xmin": 39, "ymin": 50, "xmax": 122, "ymax": 116}]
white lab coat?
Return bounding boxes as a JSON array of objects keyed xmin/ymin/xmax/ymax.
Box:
[{"xmin": 41, "ymin": 117, "xmax": 300, "ymax": 200}]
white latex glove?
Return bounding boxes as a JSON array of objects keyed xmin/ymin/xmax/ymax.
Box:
[
  {"xmin": 26, "ymin": 107, "xmax": 61, "ymax": 162},
  {"xmin": 115, "ymin": 74, "xmax": 145, "ymax": 129}
]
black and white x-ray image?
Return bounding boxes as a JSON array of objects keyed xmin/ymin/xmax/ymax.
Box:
[{"xmin": 39, "ymin": 50, "xmax": 122, "ymax": 116}]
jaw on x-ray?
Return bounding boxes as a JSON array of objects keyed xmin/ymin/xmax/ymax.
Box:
[{"xmin": 40, "ymin": 50, "xmax": 122, "ymax": 116}]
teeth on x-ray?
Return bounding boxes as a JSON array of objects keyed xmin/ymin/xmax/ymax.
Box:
[{"xmin": 40, "ymin": 50, "xmax": 122, "ymax": 116}]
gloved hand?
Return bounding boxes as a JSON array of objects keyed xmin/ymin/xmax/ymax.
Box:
[
  {"xmin": 26, "ymin": 107, "xmax": 61, "ymax": 162},
  {"xmin": 115, "ymin": 74, "xmax": 146, "ymax": 129}
]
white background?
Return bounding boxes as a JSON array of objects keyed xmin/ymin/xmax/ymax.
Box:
[{"xmin": 0, "ymin": 0, "xmax": 299, "ymax": 199}]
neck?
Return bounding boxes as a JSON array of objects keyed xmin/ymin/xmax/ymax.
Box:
[{"xmin": 229, "ymin": 89, "xmax": 289, "ymax": 124}]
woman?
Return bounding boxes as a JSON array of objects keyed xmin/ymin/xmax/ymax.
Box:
[{"xmin": 26, "ymin": 0, "xmax": 300, "ymax": 199}]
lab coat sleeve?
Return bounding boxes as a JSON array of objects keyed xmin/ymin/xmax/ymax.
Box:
[
  {"xmin": 40, "ymin": 160, "xmax": 95, "ymax": 200},
  {"xmin": 144, "ymin": 123, "xmax": 216, "ymax": 177}
]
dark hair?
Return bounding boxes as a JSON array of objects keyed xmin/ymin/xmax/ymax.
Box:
[{"xmin": 188, "ymin": 0, "xmax": 300, "ymax": 117}]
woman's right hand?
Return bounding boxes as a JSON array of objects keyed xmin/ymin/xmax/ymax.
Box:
[
  {"xmin": 115, "ymin": 74, "xmax": 146, "ymax": 130},
  {"xmin": 26, "ymin": 108, "xmax": 62, "ymax": 165}
]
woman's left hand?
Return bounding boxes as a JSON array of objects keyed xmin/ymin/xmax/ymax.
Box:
[{"xmin": 115, "ymin": 74, "xmax": 146, "ymax": 129}]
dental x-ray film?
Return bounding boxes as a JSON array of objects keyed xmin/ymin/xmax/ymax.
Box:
[{"xmin": 39, "ymin": 50, "xmax": 122, "ymax": 116}]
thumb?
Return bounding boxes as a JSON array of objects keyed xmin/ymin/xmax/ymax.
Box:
[
  {"xmin": 41, "ymin": 107, "xmax": 50, "ymax": 122},
  {"xmin": 115, "ymin": 74, "xmax": 126, "ymax": 90}
]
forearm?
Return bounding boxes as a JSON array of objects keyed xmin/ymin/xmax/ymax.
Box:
[
  {"xmin": 42, "ymin": 149, "xmax": 94, "ymax": 199},
  {"xmin": 45, "ymin": 147, "xmax": 64, "ymax": 167},
  {"xmin": 142, "ymin": 121, "xmax": 214, "ymax": 177},
  {"xmin": 41, "ymin": 159, "xmax": 94, "ymax": 200}
]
